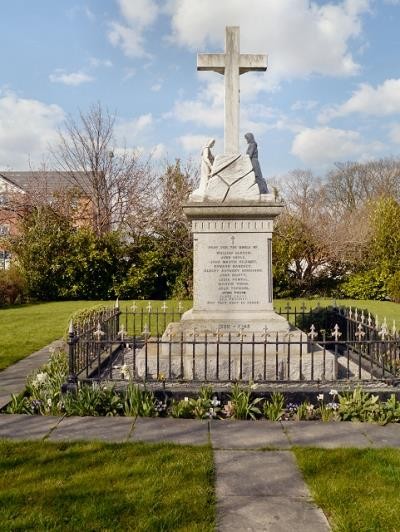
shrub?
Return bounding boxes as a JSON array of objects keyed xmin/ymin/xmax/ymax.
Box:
[
  {"xmin": 337, "ymin": 388, "xmax": 381, "ymax": 422},
  {"xmin": 0, "ymin": 266, "xmax": 26, "ymax": 305},
  {"xmin": 340, "ymin": 270, "xmax": 388, "ymax": 300},
  {"xmin": 387, "ymin": 272, "xmax": 400, "ymax": 303}
]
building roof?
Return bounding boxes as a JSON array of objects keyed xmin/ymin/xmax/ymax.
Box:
[{"xmin": 0, "ymin": 171, "xmax": 90, "ymax": 194}]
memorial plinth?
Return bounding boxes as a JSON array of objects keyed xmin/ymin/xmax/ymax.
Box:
[{"xmin": 166, "ymin": 199, "xmax": 290, "ymax": 335}]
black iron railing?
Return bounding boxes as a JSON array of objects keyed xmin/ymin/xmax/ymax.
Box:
[{"xmin": 65, "ymin": 304, "xmax": 400, "ymax": 386}]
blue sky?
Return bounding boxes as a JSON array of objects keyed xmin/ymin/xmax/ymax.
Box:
[{"xmin": 1, "ymin": 0, "xmax": 400, "ymax": 180}]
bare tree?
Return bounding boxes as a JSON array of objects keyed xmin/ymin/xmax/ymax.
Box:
[
  {"xmin": 51, "ymin": 103, "xmax": 154, "ymax": 235},
  {"xmin": 325, "ymin": 158, "xmax": 400, "ymax": 214}
]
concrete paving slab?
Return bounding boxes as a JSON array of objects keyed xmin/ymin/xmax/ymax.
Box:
[
  {"xmin": 0, "ymin": 340, "xmax": 64, "ymax": 409},
  {"xmin": 215, "ymin": 450, "xmax": 330, "ymax": 531},
  {"xmin": 215, "ymin": 451, "xmax": 308, "ymax": 497},
  {"xmin": 210, "ymin": 420, "xmax": 290, "ymax": 449},
  {"xmin": 0, "ymin": 414, "xmax": 61, "ymax": 440},
  {"xmin": 283, "ymin": 421, "xmax": 371, "ymax": 448},
  {"xmin": 217, "ymin": 495, "xmax": 330, "ymax": 532},
  {"xmin": 130, "ymin": 417, "xmax": 209, "ymax": 445},
  {"xmin": 361, "ymin": 423, "xmax": 400, "ymax": 447},
  {"xmin": 48, "ymin": 416, "xmax": 134, "ymax": 442}
]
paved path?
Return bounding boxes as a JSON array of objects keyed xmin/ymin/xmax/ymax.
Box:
[
  {"xmin": 215, "ymin": 450, "xmax": 330, "ymax": 531},
  {"xmin": 0, "ymin": 340, "xmax": 63, "ymax": 410},
  {"xmin": 1, "ymin": 415, "xmax": 400, "ymax": 531}
]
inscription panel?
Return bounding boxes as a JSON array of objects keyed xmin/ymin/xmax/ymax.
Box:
[{"xmin": 194, "ymin": 232, "xmax": 271, "ymax": 311}]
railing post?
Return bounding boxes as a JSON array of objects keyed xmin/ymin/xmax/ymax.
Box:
[
  {"xmin": 61, "ymin": 320, "xmax": 78, "ymax": 394},
  {"xmin": 115, "ymin": 298, "xmax": 120, "ymax": 339}
]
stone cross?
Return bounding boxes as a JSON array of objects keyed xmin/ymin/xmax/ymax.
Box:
[{"xmin": 197, "ymin": 26, "xmax": 267, "ymax": 154}]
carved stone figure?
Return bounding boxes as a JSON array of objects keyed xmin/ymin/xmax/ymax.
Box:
[
  {"xmin": 245, "ymin": 132, "xmax": 268, "ymax": 194},
  {"xmin": 198, "ymin": 138, "xmax": 215, "ymax": 195}
]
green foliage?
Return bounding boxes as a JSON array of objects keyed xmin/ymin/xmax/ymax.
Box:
[
  {"xmin": 116, "ymin": 241, "xmax": 174, "ymax": 300},
  {"xmin": 369, "ymin": 197, "xmax": 400, "ymax": 277},
  {"xmin": 122, "ymin": 383, "xmax": 157, "ymax": 417},
  {"xmin": 11, "ymin": 206, "xmax": 127, "ymax": 300},
  {"xmin": 340, "ymin": 269, "xmax": 388, "ymax": 300},
  {"xmin": 378, "ymin": 394, "xmax": 400, "ymax": 424},
  {"xmin": 66, "ymin": 304, "xmax": 111, "ymax": 337},
  {"xmin": 337, "ymin": 388, "xmax": 381, "ymax": 422},
  {"xmin": 341, "ymin": 197, "xmax": 400, "ymax": 301},
  {"xmin": 264, "ymin": 392, "xmax": 285, "ymax": 421},
  {"xmin": 295, "ymin": 401, "xmax": 315, "ymax": 421},
  {"xmin": 0, "ymin": 266, "xmax": 26, "ymax": 305},
  {"xmin": 5, "ymin": 392, "xmax": 31, "ymax": 414},
  {"xmin": 170, "ymin": 386, "xmax": 220, "ymax": 419},
  {"xmin": 7, "ymin": 349, "xmax": 68, "ymax": 415},
  {"xmin": 59, "ymin": 229, "xmax": 126, "ymax": 299},
  {"xmin": 387, "ymin": 271, "xmax": 400, "ymax": 303},
  {"xmin": 12, "ymin": 207, "xmax": 72, "ymax": 300},
  {"xmin": 63, "ymin": 384, "xmax": 123, "ymax": 417},
  {"xmin": 228, "ymin": 383, "xmax": 262, "ymax": 420}
]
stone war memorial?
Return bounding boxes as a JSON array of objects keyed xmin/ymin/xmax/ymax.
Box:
[{"xmin": 137, "ymin": 26, "xmax": 336, "ymax": 381}]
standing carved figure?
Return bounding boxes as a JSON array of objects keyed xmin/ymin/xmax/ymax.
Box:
[
  {"xmin": 198, "ymin": 138, "xmax": 215, "ymax": 195},
  {"xmin": 244, "ymin": 132, "xmax": 268, "ymax": 194}
]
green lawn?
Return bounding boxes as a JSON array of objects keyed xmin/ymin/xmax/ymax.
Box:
[
  {"xmin": 0, "ymin": 298, "xmax": 398, "ymax": 371},
  {"xmin": 0, "ymin": 439, "xmax": 215, "ymax": 531},
  {"xmin": 275, "ymin": 298, "xmax": 400, "ymax": 327},
  {"xmin": 0, "ymin": 301, "xmax": 105, "ymax": 370},
  {"xmin": 294, "ymin": 448, "xmax": 400, "ymax": 532}
]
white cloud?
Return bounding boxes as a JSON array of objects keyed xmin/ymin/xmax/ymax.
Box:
[
  {"xmin": 179, "ymin": 134, "xmax": 211, "ymax": 152},
  {"xmin": 319, "ymin": 79, "xmax": 400, "ymax": 122},
  {"xmin": 89, "ymin": 57, "xmax": 113, "ymax": 68},
  {"xmin": 388, "ymin": 123, "xmax": 400, "ymax": 144},
  {"xmin": 108, "ymin": 0, "xmax": 159, "ymax": 58},
  {"xmin": 291, "ymin": 100, "xmax": 319, "ymax": 111},
  {"xmin": 49, "ymin": 69, "xmax": 94, "ymax": 86},
  {"xmin": 123, "ymin": 68, "xmax": 136, "ymax": 81},
  {"xmin": 67, "ymin": 5, "xmax": 95, "ymax": 21},
  {"xmin": 167, "ymin": 0, "xmax": 370, "ymax": 85},
  {"xmin": 291, "ymin": 126, "xmax": 383, "ymax": 165},
  {"xmin": 115, "ymin": 113, "xmax": 153, "ymax": 145},
  {"xmin": 151, "ymin": 82, "xmax": 162, "ymax": 92},
  {"xmin": 150, "ymin": 143, "xmax": 166, "ymax": 159},
  {"xmin": 0, "ymin": 91, "xmax": 65, "ymax": 169}
]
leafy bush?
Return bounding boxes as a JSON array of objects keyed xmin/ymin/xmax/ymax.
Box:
[
  {"xmin": 337, "ymin": 388, "xmax": 381, "ymax": 422},
  {"xmin": 63, "ymin": 383, "xmax": 123, "ymax": 416},
  {"xmin": 0, "ymin": 266, "xmax": 26, "ymax": 305},
  {"xmin": 387, "ymin": 272, "xmax": 400, "ymax": 303},
  {"xmin": 340, "ymin": 270, "xmax": 388, "ymax": 300}
]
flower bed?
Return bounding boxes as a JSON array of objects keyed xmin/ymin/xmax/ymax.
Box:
[{"xmin": 4, "ymin": 349, "xmax": 400, "ymax": 423}]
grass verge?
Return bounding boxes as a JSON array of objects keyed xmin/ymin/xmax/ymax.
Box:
[
  {"xmin": 0, "ymin": 439, "xmax": 215, "ymax": 531},
  {"xmin": 294, "ymin": 448, "xmax": 400, "ymax": 532},
  {"xmin": 0, "ymin": 300, "xmax": 192, "ymax": 370}
]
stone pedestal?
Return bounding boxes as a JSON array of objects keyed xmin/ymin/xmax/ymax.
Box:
[{"xmin": 176, "ymin": 200, "xmax": 289, "ymax": 333}]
